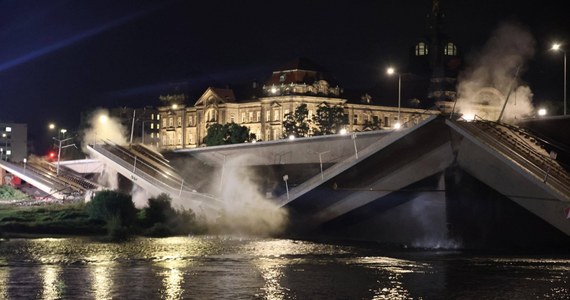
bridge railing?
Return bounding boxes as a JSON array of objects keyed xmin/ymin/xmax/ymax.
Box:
[
  {"xmin": 91, "ymin": 142, "xmax": 219, "ymax": 204},
  {"xmin": 453, "ymin": 118, "xmax": 570, "ymax": 197}
]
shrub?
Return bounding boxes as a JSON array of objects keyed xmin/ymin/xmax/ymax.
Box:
[{"xmin": 86, "ymin": 190, "xmax": 137, "ymax": 227}]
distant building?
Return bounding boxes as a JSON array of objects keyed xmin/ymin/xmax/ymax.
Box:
[
  {"xmin": 0, "ymin": 122, "xmax": 27, "ymax": 162},
  {"xmin": 158, "ymin": 58, "xmax": 439, "ymax": 150},
  {"xmin": 108, "ymin": 106, "xmax": 160, "ymax": 147}
]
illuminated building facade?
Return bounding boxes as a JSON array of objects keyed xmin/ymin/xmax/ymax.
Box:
[
  {"xmin": 0, "ymin": 122, "xmax": 27, "ymax": 162},
  {"xmin": 158, "ymin": 58, "xmax": 439, "ymax": 150}
]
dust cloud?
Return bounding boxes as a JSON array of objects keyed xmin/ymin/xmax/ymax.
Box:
[
  {"xmin": 455, "ymin": 21, "xmax": 536, "ymax": 123},
  {"xmin": 81, "ymin": 108, "xmax": 128, "ymax": 192},
  {"xmin": 206, "ymin": 154, "xmax": 289, "ymax": 237}
]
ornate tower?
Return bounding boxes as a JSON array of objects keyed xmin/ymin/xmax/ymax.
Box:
[{"xmin": 408, "ymin": 0, "xmax": 462, "ymax": 112}]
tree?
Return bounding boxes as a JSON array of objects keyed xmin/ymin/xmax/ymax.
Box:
[
  {"xmin": 86, "ymin": 190, "xmax": 137, "ymax": 240},
  {"xmin": 283, "ymin": 103, "xmax": 310, "ymax": 138},
  {"xmin": 312, "ymin": 103, "xmax": 347, "ymax": 135},
  {"xmin": 203, "ymin": 122, "xmax": 252, "ymax": 146},
  {"xmin": 363, "ymin": 118, "xmax": 383, "ymax": 131},
  {"xmin": 86, "ymin": 190, "xmax": 137, "ymax": 226}
]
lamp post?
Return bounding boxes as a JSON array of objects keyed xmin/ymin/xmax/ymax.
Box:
[
  {"xmin": 1, "ymin": 133, "xmax": 7, "ymax": 161},
  {"xmin": 53, "ymin": 136, "xmax": 75, "ymax": 175},
  {"xmin": 387, "ymin": 67, "xmax": 402, "ymax": 128},
  {"xmin": 552, "ymin": 43, "xmax": 567, "ymax": 115}
]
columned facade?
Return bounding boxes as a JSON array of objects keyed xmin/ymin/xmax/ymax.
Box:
[{"xmin": 158, "ymin": 60, "xmax": 439, "ymax": 150}]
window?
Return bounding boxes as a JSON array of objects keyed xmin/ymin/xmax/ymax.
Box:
[
  {"xmin": 5, "ymin": 127, "xmax": 11, "ymax": 132},
  {"xmin": 177, "ymin": 116, "xmax": 182, "ymax": 126},
  {"xmin": 256, "ymin": 111, "xmax": 261, "ymax": 122},
  {"xmin": 168, "ymin": 117, "xmax": 173, "ymax": 127},
  {"xmin": 157, "ymin": 133, "xmax": 160, "ymax": 138},
  {"xmin": 157, "ymin": 115, "xmax": 160, "ymax": 120},
  {"xmin": 241, "ymin": 112, "xmax": 246, "ymax": 123},
  {"xmin": 151, "ymin": 114, "xmax": 154, "ymax": 120},
  {"xmin": 150, "ymin": 123, "xmax": 154, "ymax": 129},
  {"xmin": 415, "ymin": 42, "xmax": 428, "ymax": 56},
  {"xmin": 157, "ymin": 124, "xmax": 160, "ymax": 129},
  {"xmin": 353, "ymin": 114, "xmax": 358, "ymax": 124},
  {"xmin": 266, "ymin": 110, "xmax": 271, "ymax": 122},
  {"xmin": 177, "ymin": 135, "xmax": 182, "ymax": 145},
  {"xmin": 444, "ymin": 42, "xmax": 457, "ymax": 56},
  {"xmin": 188, "ymin": 133, "xmax": 194, "ymax": 144},
  {"xmin": 249, "ymin": 111, "xmax": 253, "ymax": 122},
  {"xmin": 163, "ymin": 118, "xmax": 167, "ymax": 127},
  {"xmin": 188, "ymin": 116, "xmax": 193, "ymax": 126},
  {"xmin": 151, "ymin": 132, "xmax": 154, "ymax": 138},
  {"xmin": 273, "ymin": 109, "xmax": 279, "ymax": 121},
  {"xmin": 384, "ymin": 116, "xmax": 389, "ymax": 127},
  {"xmin": 279, "ymin": 74, "xmax": 286, "ymax": 82}
]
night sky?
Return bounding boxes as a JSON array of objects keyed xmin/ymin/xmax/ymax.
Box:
[{"xmin": 0, "ymin": 0, "xmax": 568, "ymax": 153}]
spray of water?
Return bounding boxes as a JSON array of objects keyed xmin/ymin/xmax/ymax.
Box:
[
  {"xmin": 455, "ymin": 21, "xmax": 536, "ymax": 123},
  {"xmin": 207, "ymin": 154, "xmax": 289, "ymax": 237}
]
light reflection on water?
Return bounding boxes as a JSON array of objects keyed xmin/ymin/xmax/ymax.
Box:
[{"xmin": 0, "ymin": 236, "xmax": 569, "ymax": 299}]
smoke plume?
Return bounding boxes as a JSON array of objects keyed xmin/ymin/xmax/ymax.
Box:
[{"xmin": 455, "ymin": 21, "xmax": 536, "ymax": 122}]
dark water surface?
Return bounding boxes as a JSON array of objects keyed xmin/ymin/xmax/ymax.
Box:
[{"xmin": 0, "ymin": 236, "xmax": 568, "ymax": 299}]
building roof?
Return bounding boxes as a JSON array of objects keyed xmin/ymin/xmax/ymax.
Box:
[{"xmin": 265, "ymin": 57, "xmax": 339, "ymax": 86}]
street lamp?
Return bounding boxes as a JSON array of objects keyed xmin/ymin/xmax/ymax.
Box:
[
  {"xmin": 552, "ymin": 43, "xmax": 567, "ymax": 115},
  {"xmin": 387, "ymin": 67, "xmax": 402, "ymax": 128},
  {"xmin": 1, "ymin": 133, "xmax": 7, "ymax": 161}
]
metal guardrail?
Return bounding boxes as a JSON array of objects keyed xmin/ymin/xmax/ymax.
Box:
[
  {"xmin": 91, "ymin": 142, "xmax": 220, "ymax": 204},
  {"xmin": 451, "ymin": 118, "xmax": 570, "ymax": 198}
]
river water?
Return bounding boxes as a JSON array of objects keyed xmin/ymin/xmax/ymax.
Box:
[{"xmin": 0, "ymin": 236, "xmax": 568, "ymax": 299}]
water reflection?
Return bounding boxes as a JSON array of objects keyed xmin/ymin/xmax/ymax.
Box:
[
  {"xmin": 157, "ymin": 258, "xmax": 186, "ymax": 300},
  {"xmin": 87, "ymin": 254, "xmax": 114, "ymax": 300},
  {"xmin": 0, "ymin": 237, "xmax": 568, "ymax": 299},
  {"xmin": 0, "ymin": 259, "xmax": 8, "ymax": 299},
  {"xmin": 42, "ymin": 265, "xmax": 63, "ymax": 300}
]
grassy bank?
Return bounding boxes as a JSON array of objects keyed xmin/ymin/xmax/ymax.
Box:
[{"xmin": 0, "ymin": 203, "xmax": 106, "ymax": 237}]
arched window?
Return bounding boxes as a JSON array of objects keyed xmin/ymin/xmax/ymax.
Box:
[
  {"xmin": 415, "ymin": 42, "xmax": 428, "ymax": 56},
  {"xmin": 444, "ymin": 42, "xmax": 457, "ymax": 56}
]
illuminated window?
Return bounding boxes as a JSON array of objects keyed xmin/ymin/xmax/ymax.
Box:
[
  {"xmin": 415, "ymin": 42, "xmax": 428, "ymax": 56},
  {"xmin": 6, "ymin": 150, "xmax": 11, "ymax": 155},
  {"xmin": 241, "ymin": 112, "xmax": 246, "ymax": 123},
  {"xmin": 230, "ymin": 113, "xmax": 235, "ymax": 123},
  {"xmin": 266, "ymin": 110, "xmax": 271, "ymax": 122},
  {"xmin": 157, "ymin": 133, "xmax": 160, "ymax": 138},
  {"xmin": 157, "ymin": 114, "xmax": 160, "ymax": 120},
  {"xmin": 5, "ymin": 127, "xmax": 11, "ymax": 132},
  {"xmin": 163, "ymin": 119, "xmax": 167, "ymax": 127},
  {"xmin": 151, "ymin": 132, "xmax": 154, "ymax": 138},
  {"xmin": 157, "ymin": 124, "xmax": 160, "ymax": 129},
  {"xmin": 168, "ymin": 117, "xmax": 173, "ymax": 127},
  {"xmin": 249, "ymin": 111, "xmax": 253, "ymax": 122},
  {"xmin": 444, "ymin": 42, "xmax": 457, "ymax": 56},
  {"xmin": 177, "ymin": 116, "xmax": 182, "ymax": 126},
  {"xmin": 151, "ymin": 114, "xmax": 154, "ymax": 120},
  {"xmin": 279, "ymin": 74, "xmax": 286, "ymax": 82},
  {"xmin": 256, "ymin": 111, "xmax": 261, "ymax": 122},
  {"xmin": 188, "ymin": 115, "xmax": 193, "ymax": 126},
  {"xmin": 177, "ymin": 135, "xmax": 182, "ymax": 145},
  {"xmin": 273, "ymin": 109, "xmax": 279, "ymax": 121},
  {"xmin": 150, "ymin": 123, "xmax": 154, "ymax": 129}
]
